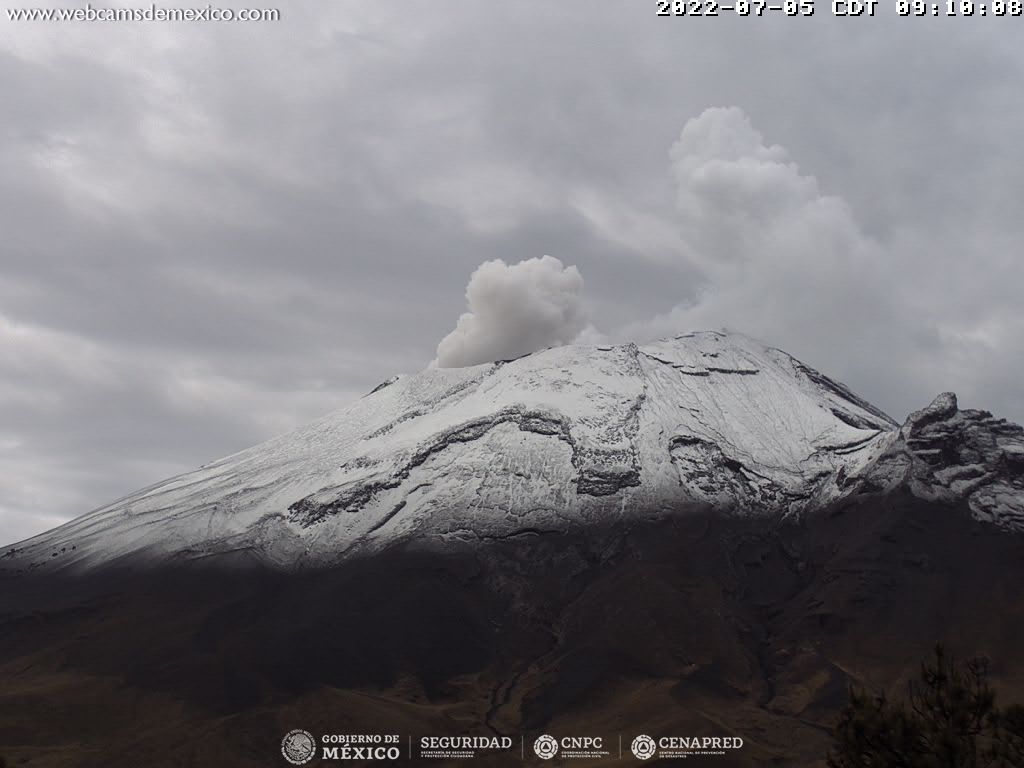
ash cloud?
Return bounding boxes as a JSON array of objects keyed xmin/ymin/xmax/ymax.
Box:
[{"xmin": 435, "ymin": 256, "xmax": 590, "ymax": 367}]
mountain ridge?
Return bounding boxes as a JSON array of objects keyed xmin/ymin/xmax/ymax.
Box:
[{"xmin": 3, "ymin": 331, "xmax": 1021, "ymax": 577}]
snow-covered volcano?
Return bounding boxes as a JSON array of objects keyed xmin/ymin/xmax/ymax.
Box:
[{"xmin": 4, "ymin": 331, "xmax": 1022, "ymax": 573}]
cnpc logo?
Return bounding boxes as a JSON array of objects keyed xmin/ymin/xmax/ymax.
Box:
[
  {"xmin": 533, "ymin": 735, "xmax": 558, "ymax": 760},
  {"xmin": 533, "ymin": 734, "xmax": 605, "ymax": 760}
]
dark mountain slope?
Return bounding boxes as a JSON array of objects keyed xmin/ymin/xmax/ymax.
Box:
[{"xmin": 1, "ymin": 491, "xmax": 1022, "ymax": 767}]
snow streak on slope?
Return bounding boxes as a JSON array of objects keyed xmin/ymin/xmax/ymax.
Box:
[{"xmin": 0, "ymin": 331, "xmax": 963, "ymax": 575}]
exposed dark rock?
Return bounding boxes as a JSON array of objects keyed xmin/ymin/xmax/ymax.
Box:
[
  {"xmin": 706, "ymin": 366, "xmax": 760, "ymax": 375},
  {"xmin": 669, "ymin": 434, "xmax": 798, "ymax": 511},
  {"xmin": 858, "ymin": 391, "xmax": 1024, "ymax": 531},
  {"xmin": 364, "ymin": 376, "xmax": 400, "ymax": 397},
  {"xmin": 575, "ymin": 467, "xmax": 641, "ymax": 496},
  {"xmin": 903, "ymin": 391, "xmax": 959, "ymax": 434}
]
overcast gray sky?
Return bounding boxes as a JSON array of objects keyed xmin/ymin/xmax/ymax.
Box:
[{"xmin": 1, "ymin": 1, "xmax": 1022, "ymax": 546}]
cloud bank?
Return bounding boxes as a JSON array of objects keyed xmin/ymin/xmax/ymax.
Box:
[
  {"xmin": 440, "ymin": 106, "xmax": 1021, "ymax": 443},
  {"xmin": 438, "ymin": 107, "xmax": 890, "ymax": 375},
  {"xmin": 3, "ymin": 4, "xmax": 1023, "ymax": 545},
  {"xmin": 435, "ymin": 256, "xmax": 589, "ymax": 367},
  {"xmin": 641, "ymin": 105, "xmax": 1021, "ymax": 426},
  {"xmin": 637, "ymin": 106, "xmax": 896, "ymax": 359}
]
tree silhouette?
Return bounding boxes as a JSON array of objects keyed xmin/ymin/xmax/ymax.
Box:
[{"xmin": 829, "ymin": 645, "xmax": 1024, "ymax": 767}]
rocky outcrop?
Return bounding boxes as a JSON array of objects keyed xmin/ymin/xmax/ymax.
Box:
[
  {"xmin": 857, "ymin": 392, "xmax": 1024, "ymax": 531},
  {"xmin": 669, "ymin": 435, "xmax": 804, "ymax": 512}
]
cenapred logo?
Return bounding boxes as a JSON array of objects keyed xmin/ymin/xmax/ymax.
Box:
[
  {"xmin": 281, "ymin": 729, "xmax": 316, "ymax": 765},
  {"xmin": 631, "ymin": 734, "xmax": 657, "ymax": 760},
  {"xmin": 631, "ymin": 733, "xmax": 744, "ymax": 760},
  {"xmin": 534, "ymin": 734, "xmax": 559, "ymax": 760}
]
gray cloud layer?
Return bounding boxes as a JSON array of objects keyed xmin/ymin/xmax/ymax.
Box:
[{"xmin": 2, "ymin": 2, "xmax": 1022, "ymax": 545}]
